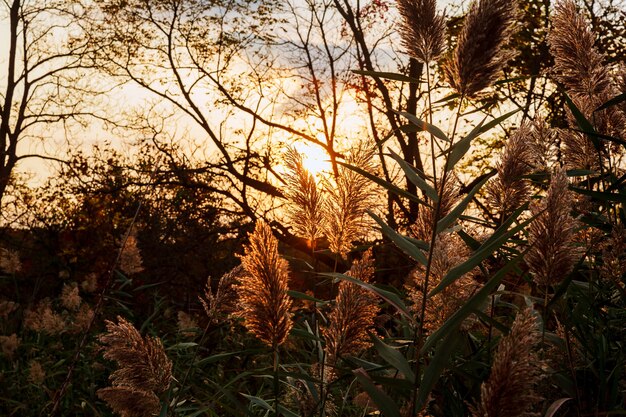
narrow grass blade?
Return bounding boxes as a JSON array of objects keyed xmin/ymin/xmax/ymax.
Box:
[
  {"xmin": 395, "ymin": 111, "xmax": 449, "ymax": 142},
  {"xmin": 372, "ymin": 334, "xmax": 415, "ymax": 383},
  {"xmin": 352, "ymin": 69, "xmax": 421, "ymax": 83},
  {"xmin": 422, "ymin": 251, "xmax": 526, "ymax": 353},
  {"xmin": 388, "ymin": 150, "xmax": 438, "ymax": 202},
  {"xmin": 545, "ymin": 398, "xmax": 572, "ymax": 417},
  {"xmin": 445, "ymin": 108, "xmax": 521, "ymax": 172},
  {"xmin": 354, "ymin": 369, "xmax": 402, "ymax": 417},
  {"xmin": 370, "ymin": 211, "xmax": 428, "ymax": 265},
  {"xmin": 571, "ymin": 187, "xmax": 626, "ymax": 204},
  {"xmin": 326, "ymin": 272, "xmax": 415, "ymax": 324},
  {"xmin": 595, "ymin": 92, "xmax": 626, "ymax": 112},
  {"xmin": 338, "ymin": 161, "xmax": 429, "ymax": 207},
  {"xmin": 430, "ymin": 207, "xmax": 534, "ymax": 296},
  {"xmin": 436, "ymin": 175, "xmax": 492, "ymax": 233},
  {"xmin": 564, "ymin": 93, "xmax": 600, "ymax": 150},
  {"xmin": 415, "ymin": 330, "xmax": 462, "ymax": 410}
]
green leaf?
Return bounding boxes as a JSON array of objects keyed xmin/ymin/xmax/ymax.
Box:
[
  {"xmin": 388, "ymin": 150, "xmax": 438, "ymax": 202},
  {"xmin": 195, "ymin": 349, "xmax": 263, "ymax": 366},
  {"xmin": 544, "ymin": 398, "xmax": 572, "ymax": 417},
  {"xmin": 434, "ymin": 92, "xmax": 460, "ymax": 104},
  {"xmin": 167, "ymin": 342, "xmax": 198, "ymax": 351},
  {"xmin": 352, "ymin": 69, "xmax": 422, "ymax": 83},
  {"xmin": 445, "ymin": 119, "xmax": 486, "ymax": 171},
  {"xmin": 241, "ymin": 394, "xmax": 273, "ymax": 412},
  {"xmin": 415, "ymin": 330, "xmax": 462, "ymax": 410},
  {"xmin": 338, "ymin": 161, "xmax": 429, "ymax": 207},
  {"xmin": 445, "ymin": 108, "xmax": 521, "ymax": 172},
  {"xmin": 595, "ymin": 92, "xmax": 626, "ymax": 112},
  {"xmin": 290, "ymin": 328, "xmax": 322, "ymax": 342},
  {"xmin": 326, "ymin": 273, "xmax": 415, "ymax": 324},
  {"xmin": 372, "ymin": 335, "xmax": 415, "ymax": 383},
  {"xmin": 422, "ymin": 251, "xmax": 527, "ymax": 353},
  {"xmin": 354, "ymin": 368, "xmax": 402, "ymax": 417},
  {"xmin": 564, "ymin": 94, "xmax": 600, "ymax": 150},
  {"xmin": 395, "ymin": 111, "xmax": 449, "ymax": 142},
  {"xmin": 430, "ymin": 205, "xmax": 532, "ymax": 296},
  {"xmin": 287, "ymin": 290, "xmax": 325, "ymax": 304},
  {"xmin": 370, "ymin": 211, "xmax": 428, "ymax": 265},
  {"xmin": 571, "ymin": 186, "xmax": 626, "ymax": 204},
  {"xmin": 436, "ymin": 175, "xmax": 492, "ymax": 233}
]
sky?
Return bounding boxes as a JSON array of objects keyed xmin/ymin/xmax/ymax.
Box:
[{"xmin": 0, "ymin": 0, "xmax": 470, "ymax": 187}]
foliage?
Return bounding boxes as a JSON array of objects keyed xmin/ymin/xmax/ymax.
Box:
[{"xmin": 1, "ymin": 0, "xmax": 626, "ymax": 416}]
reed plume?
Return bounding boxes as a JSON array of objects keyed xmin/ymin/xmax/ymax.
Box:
[
  {"xmin": 600, "ymin": 224, "xmax": 626, "ymax": 285},
  {"xmin": 97, "ymin": 316, "xmax": 172, "ymax": 417},
  {"xmin": 549, "ymin": 0, "xmax": 626, "ymax": 166},
  {"xmin": 526, "ymin": 167, "xmax": 579, "ymax": 287},
  {"xmin": 469, "ymin": 308, "xmax": 544, "ymax": 417},
  {"xmin": 396, "ymin": 0, "xmax": 446, "ymax": 63},
  {"xmin": 412, "ymin": 177, "xmax": 459, "ymax": 241},
  {"xmin": 445, "ymin": 0, "xmax": 518, "ymax": 98},
  {"xmin": 323, "ymin": 143, "xmax": 377, "ymax": 257},
  {"xmin": 486, "ymin": 122, "xmax": 533, "ymax": 217},
  {"xmin": 200, "ymin": 265, "xmax": 241, "ymax": 324},
  {"xmin": 548, "ymin": 0, "xmax": 612, "ymax": 101},
  {"xmin": 323, "ymin": 249, "xmax": 380, "ymax": 360},
  {"xmin": 527, "ymin": 118, "xmax": 558, "ymax": 172},
  {"xmin": 407, "ymin": 233, "xmax": 478, "ymax": 333},
  {"xmin": 237, "ymin": 221, "xmax": 293, "ymax": 348},
  {"xmin": 283, "ymin": 147, "xmax": 326, "ymax": 249}
]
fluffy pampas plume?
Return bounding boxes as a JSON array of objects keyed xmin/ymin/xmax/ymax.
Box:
[
  {"xmin": 470, "ymin": 308, "xmax": 544, "ymax": 417},
  {"xmin": 237, "ymin": 221, "xmax": 293, "ymax": 348},
  {"xmin": 396, "ymin": 0, "xmax": 446, "ymax": 63},
  {"xmin": 323, "ymin": 250, "xmax": 380, "ymax": 360},
  {"xmin": 445, "ymin": 0, "xmax": 518, "ymax": 98},
  {"xmin": 486, "ymin": 122, "xmax": 533, "ymax": 217},
  {"xmin": 97, "ymin": 316, "xmax": 172, "ymax": 417},
  {"xmin": 527, "ymin": 167, "xmax": 579, "ymax": 287},
  {"xmin": 548, "ymin": 0, "xmax": 612, "ymax": 101},
  {"xmin": 283, "ymin": 146, "xmax": 326, "ymax": 249},
  {"xmin": 323, "ymin": 143, "xmax": 377, "ymax": 257}
]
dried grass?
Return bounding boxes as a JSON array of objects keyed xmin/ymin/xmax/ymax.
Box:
[
  {"xmin": 397, "ymin": 0, "xmax": 446, "ymax": 63},
  {"xmin": 469, "ymin": 308, "xmax": 544, "ymax": 417},
  {"xmin": 237, "ymin": 221, "xmax": 293, "ymax": 348},
  {"xmin": 486, "ymin": 122, "xmax": 533, "ymax": 217},
  {"xmin": 323, "ymin": 250, "xmax": 380, "ymax": 360},
  {"xmin": 200, "ymin": 265, "xmax": 241, "ymax": 323},
  {"xmin": 97, "ymin": 316, "xmax": 172, "ymax": 417},
  {"xmin": 445, "ymin": 0, "xmax": 518, "ymax": 97},
  {"xmin": 527, "ymin": 167, "xmax": 579, "ymax": 287},
  {"xmin": 283, "ymin": 147, "xmax": 326, "ymax": 248},
  {"xmin": 323, "ymin": 143, "xmax": 377, "ymax": 257},
  {"xmin": 407, "ymin": 233, "xmax": 478, "ymax": 333}
]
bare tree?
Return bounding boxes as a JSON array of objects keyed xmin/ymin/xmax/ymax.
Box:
[{"xmin": 0, "ymin": 0, "xmax": 101, "ymax": 209}]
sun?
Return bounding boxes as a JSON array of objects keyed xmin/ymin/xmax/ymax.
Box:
[{"xmin": 292, "ymin": 141, "xmax": 332, "ymax": 177}]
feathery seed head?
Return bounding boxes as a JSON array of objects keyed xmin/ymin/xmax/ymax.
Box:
[
  {"xmin": 527, "ymin": 167, "xmax": 580, "ymax": 287},
  {"xmin": 486, "ymin": 122, "xmax": 533, "ymax": 216},
  {"xmin": 98, "ymin": 316, "xmax": 172, "ymax": 394},
  {"xmin": 396, "ymin": 0, "xmax": 446, "ymax": 63},
  {"xmin": 237, "ymin": 221, "xmax": 293, "ymax": 348},
  {"xmin": 200, "ymin": 265, "xmax": 241, "ymax": 323},
  {"xmin": 323, "ymin": 143, "xmax": 377, "ymax": 257},
  {"xmin": 470, "ymin": 308, "xmax": 544, "ymax": 417},
  {"xmin": 548, "ymin": 0, "xmax": 612, "ymax": 100},
  {"xmin": 283, "ymin": 146, "xmax": 326, "ymax": 247},
  {"xmin": 323, "ymin": 250, "xmax": 379, "ymax": 360},
  {"xmin": 97, "ymin": 316, "xmax": 172, "ymax": 417},
  {"xmin": 445, "ymin": 0, "xmax": 518, "ymax": 98}
]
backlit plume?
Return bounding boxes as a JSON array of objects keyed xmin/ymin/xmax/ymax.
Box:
[
  {"xmin": 237, "ymin": 221, "xmax": 293, "ymax": 348},
  {"xmin": 397, "ymin": 0, "xmax": 446, "ymax": 63}
]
